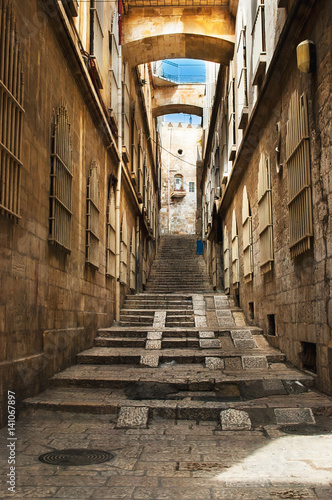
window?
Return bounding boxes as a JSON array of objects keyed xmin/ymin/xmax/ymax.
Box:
[
  {"xmin": 258, "ymin": 152, "xmax": 273, "ymax": 273},
  {"xmin": 189, "ymin": 182, "xmax": 195, "ymax": 193},
  {"xmin": 129, "ymin": 227, "xmax": 136, "ymax": 290},
  {"xmin": 106, "ymin": 184, "xmax": 116, "ymax": 277},
  {"xmin": 242, "ymin": 186, "xmax": 253, "ymax": 281},
  {"xmin": 109, "ymin": 7, "xmax": 120, "ymax": 128},
  {"xmin": 237, "ymin": 26, "xmax": 248, "ymax": 129},
  {"xmin": 252, "ymin": 0, "xmax": 266, "ymax": 85},
  {"xmin": 90, "ymin": 0, "xmax": 104, "ymax": 80},
  {"xmin": 120, "ymin": 213, "xmax": 128, "ymax": 284},
  {"xmin": 223, "ymin": 225, "xmax": 230, "ymax": 294},
  {"xmin": 131, "ymin": 107, "xmax": 138, "ymax": 183},
  {"xmin": 0, "ymin": 2, "xmax": 24, "ymax": 220},
  {"xmin": 228, "ymin": 72, "xmax": 236, "ymax": 161},
  {"xmin": 286, "ymin": 91, "xmax": 313, "ymax": 258},
  {"xmin": 174, "ymin": 174, "xmax": 183, "ymax": 191},
  {"xmin": 122, "ymin": 63, "xmax": 130, "ymax": 162},
  {"xmin": 232, "ymin": 210, "xmax": 239, "ymax": 287},
  {"xmin": 86, "ymin": 162, "xmax": 100, "ymax": 268},
  {"xmin": 49, "ymin": 102, "xmax": 73, "ymax": 253}
]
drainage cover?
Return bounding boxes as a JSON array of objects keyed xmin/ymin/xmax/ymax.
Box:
[
  {"xmin": 38, "ymin": 449, "xmax": 114, "ymax": 466},
  {"xmin": 280, "ymin": 424, "xmax": 332, "ymax": 435}
]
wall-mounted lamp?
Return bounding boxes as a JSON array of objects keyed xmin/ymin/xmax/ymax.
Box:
[{"xmin": 296, "ymin": 40, "xmax": 316, "ymax": 73}]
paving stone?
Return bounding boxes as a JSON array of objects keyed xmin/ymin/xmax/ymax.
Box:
[
  {"xmin": 217, "ymin": 317, "xmax": 235, "ymax": 327},
  {"xmin": 220, "ymin": 409, "xmax": 252, "ymax": 430},
  {"xmin": 195, "ymin": 316, "xmax": 207, "ymax": 327},
  {"xmin": 153, "ymin": 311, "xmax": 166, "ymax": 328},
  {"xmin": 224, "ymin": 357, "xmax": 243, "ymax": 370},
  {"xmin": 233, "ymin": 338, "xmax": 257, "ymax": 349},
  {"xmin": 147, "ymin": 331, "xmax": 163, "ymax": 340},
  {"xmin": 205, "ymin": 357, "xmax": 225, "ymax": 370},
  {"xmin": 232, "ymin": 311, "xmax": 247, "ymax": 326},
  {"xmin": 230, "ymin": 330, "xmax": 253, "ymax": 340},
  {"xmin": 116, "ymin": 406, "xmax": 149, "ymax": 428},
  {"xmin": 140, "ymin": 354, "xmax": 159, "ymax": 367},
  {"xmin": 274, "ymin": 407, "xmax": 315, "ymax": 424},
  {"xmin": 262, "ymin": 379, "xmax": 286, "ymax": 393},
  {"xmin": 199, "ymin": 331, "xmax": 215, "ymax": 338},
  {"xmin": 214, "ymin": 296, "xmax": 229, "ymax": 308},
  {"xmin": 145, "ymin": 340, "xmax": 162, "ymax": 350},
  {"xmin": 216, "ymin": 309, "xmax": 233, "ymax": 318},
  {"xmin": 242, "ymin": 356, "xmax": 268, "ymax": 369},
  {"xmin": 199, "ymin": 339, "xmax": 221, "ymax": 349},
  {"xmin": 194, "ymin": 309, "xmax": 206, "ymax": 316}
]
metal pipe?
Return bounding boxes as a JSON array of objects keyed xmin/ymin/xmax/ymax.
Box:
[{"xmin": 115, "ymin": 41, "xmax": 122, "ymax": 322}]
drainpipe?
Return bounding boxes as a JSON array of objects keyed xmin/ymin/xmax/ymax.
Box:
[{"xmin": 115, "ymin": 3, "xmax": 123, "ymax": 322}]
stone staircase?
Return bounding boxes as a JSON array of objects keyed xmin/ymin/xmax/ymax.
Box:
[{"xmin": 23, "ymin": 235, "xmax": 332, "ymax": 429}]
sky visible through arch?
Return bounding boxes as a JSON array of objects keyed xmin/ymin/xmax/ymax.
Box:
[{"xmin": 160, "ymin": 59, "xmax": 205, "ymax": 125}]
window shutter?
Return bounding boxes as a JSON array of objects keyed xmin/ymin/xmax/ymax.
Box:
[
  {"xmin": 223, "ymin": 225, "xmax": 230, "ymax": 294},
  {"xmin": 242, "ymin": 186, "xmax": 253, "ymax": 281},
  {"xmin": 232, "ymin": 210, "xmax": 240, "ymax": 286},
  {"xmin": 258, "ymin": 152, "xmax": 273, "ymax": 273}
]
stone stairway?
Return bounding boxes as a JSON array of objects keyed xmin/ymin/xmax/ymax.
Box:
[{"xmin": 23, "ymin": 236, "xmax": 332, "ymax": 430}]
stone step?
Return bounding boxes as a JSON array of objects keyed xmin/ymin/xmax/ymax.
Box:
[
  {"xmin": 75, "ymin": 346, "xmax": 286, "ymax": 366},
  {"xmin": 23, "ymin": 386, "xmax": 332, "ymax": 425},
  {"xmin": 120, "ymin": 309, "xmax": 193, "ymax": 317}
]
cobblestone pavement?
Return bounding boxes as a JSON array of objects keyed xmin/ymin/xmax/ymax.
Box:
[{"xmin": 1, "ymin": 410, "xmax": 332, "ymax": 499}]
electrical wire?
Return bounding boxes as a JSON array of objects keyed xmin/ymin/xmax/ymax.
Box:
[{"xmin": 146, "ymin": 134, "xmax": 199, "ymax": 168}]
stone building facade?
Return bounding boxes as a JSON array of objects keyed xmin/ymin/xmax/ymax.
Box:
[
  {"xmin": 201, "ymin": 0, "xmax": 332, "ymax": 394},
  {"xmin": 159, "ymin": 121, "xmax": 202, "ymax": 235},
  {"xmin": 0, "ymin": 0, "xmax": 160, "ymax": 426}
]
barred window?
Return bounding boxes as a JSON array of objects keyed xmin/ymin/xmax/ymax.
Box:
[
  {"xmin": 129, "ymin": 227, "xmax": 136, "ymax": 290},
  {"xmin": 242, "ymin": 186, "xmax": 253, "ymax": 281},
  {"xmin": 86, "ymin": 162, "xmax": 100, "ymax": 268},
  {"xmin": 232, "ymin": 210, "xmax": 239, "ymax": 287},
  {"xmin": 252, "ymin": 0, "xmax": 266, "ymax": 85},
  {"xmin": 223, "ymin": 225, "xmax": 230, "ymax": 294},
  {"xmin": 120, "ymin": 213, "xmax": 128, "ymax": 284},
  {"xmin": 131, "ymin": 110, "xmax": 138, "ymax": 183},
  {"xmin": 189, "ymin": 182, "xmax": 195, "ymax": 193},
  {"xmin": 90, "ymin": 0, "xmax": 104, "ymax": 76},
  {"xmin": 286, "ymin": 91, "xmax": 313, "ymax": 258},
  {"xmin": 237, "ymin": 26, "xmax": 248, "ymax": 129},
  {"xmin": 109, "ymin": 7, "xmax": 120, "ymax": 122},
  {"xmin": 0, "ymin": 0, "xmax": 24, "ymax": 220},
  {"xmin": 49, "ymin": 102, "xmax": 73, "ymax": 253},
  {"xmin": 228, "ymin": 74, "xmax": 236, "ymax": 161},
  {"xmin": 122, "ymin": 63, "xmax": 130, "ymax": 161},
  {"xmin": 106, "ymin": 184, "xmax": 116, "ymax": 277},
  {"xmin": 258, "ymin": 152, "xmax": 273, "ymax": 273}
]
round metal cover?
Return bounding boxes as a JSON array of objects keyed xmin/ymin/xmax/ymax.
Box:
[
  {"xmin": 38, "ymin": 449, "xmax": 114, "ymax": 466},
  {"xmin": 280, "ymin": 424, "xmax": 332, "ymax": 435}
]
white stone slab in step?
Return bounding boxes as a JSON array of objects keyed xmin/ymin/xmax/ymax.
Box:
[
  {"xmin": 145, "ymin": 340, "xmax": 162, "ymax": 350},
  {"xmin": 205, "ymin": 357, "xmax": 225, "ymax": 370},
  {"xmin": 274, "ymin": 408, "xmax": 315, "ymax": 425},
  {"xmin": 116, "ymin": 406, "xmax": 149, "ymax": 429},
  {"xmin": 147, "ymin": 331, "xmax": 163, "ymax": 340},
  {"xmin": 233, "ymin": 338, "xmax": 257, "ymax": 349},
  {"xmin": 242, "ymin": 356, "xmax": 268, "ymax": 369},
  {"xmin": 140, "ymin": 354, "xmax": 159, "ymax": 367},
  {"xmin": 214, "ymin": 296, "xmax": 229, "ymax": 308},
  {"xmin": 231, "ymin": 330, "xmax": 253, "ymax": 339},
  {"xmin": 200, "ymin": 339, "xmax": 221, "ymax": 349},
  {"xmin": 199, "ymin": 331, "xmax": 215, "ymax": 338},
  {"xmin": 192, "ymin": 294, "xmax": 205, "ymax": 301},
  {"xmin": 153, "ymin": 311, "xmax": 166, "ymax": 328},
  {"xmin": 194, "ymin": 309, "xmax": 206, "ymax": 316},
  {"xmin": 215, "ymin": 309, "xmax": 233, "ymax": 318},
  {"xmin": 217, "ymin": 317, "xmax": 235, "ymax": 327},
  {"xmin": 220, "ymin": 409, "xmax": 252, "ymax": 430},
  {"xmin": 195, "ymin": 316, "xmax": 207, "ymax": 328}
]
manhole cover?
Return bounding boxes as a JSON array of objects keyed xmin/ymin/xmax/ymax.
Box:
[
  {"xmin": 280, "ymin": 424, "xmax": 332, "ymax": 435},
  {"xmin": 38, "ymin": 449, "xmax": 114, "ymax": 466}
]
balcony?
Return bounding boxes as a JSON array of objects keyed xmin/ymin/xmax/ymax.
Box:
[{"xmin": 171, "ymin": 189, "xmax": 186, "ymax": 198}]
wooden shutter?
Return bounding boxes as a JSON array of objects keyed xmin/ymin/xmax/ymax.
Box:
[
  {"xmin": 286, "ymin": 90, "xmax": 313, "ymax": 258},
  {"xmin": 242, "ymin": 186, "xmax": 253, "ymax": 281},
  {"xmin": 106, "ymin": 185, "xmax": 116, "ymax": 277},
  {"xmin": 232, "ymin": 210, "xmax": 239, "ymax": 286},
  {"xmin": 223, "ymin": 225, "xmax": 230, "ymax": 294},
  {"xmin": 0, "ymin": 0, "xmax": 24, "ymax": 220},
  {"xmin": 86, "ymin": 162, "xmax": 100, "ymax": 268},
  {"xmin": 120, "ymin": 213, "xmax": 128, "ymax": 284},
  {"xmin": 129, "ymin": 227, "xmax": 135, "ymax": 289},
  {"xmin": 258, "ymin": 152, "xmax": 273, "ymax": 273}
]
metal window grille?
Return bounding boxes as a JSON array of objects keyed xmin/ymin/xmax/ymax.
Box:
[
  {"xmin": 242, "ymin": 186, "xmax": 253, "ymax": 281},
  {"xmin": 120, "ymin": 214, "xmax": 128, "ymax": 284},
  {"xmin": 211, "ymin": 242, "xmax": 217, "ymax": 287},
  {"xmin": 258, "ymin": 152, "xmax": 273, "ymax": 273},
  {"xmin": 49, "ymin": 101, "xmax": 73, "ymax": 253},
  {"xmin": 129, "ymin": 227, "xmax": 135, "ymax": 289},
  {"xmin": 237, "ymin": 27, "xmax": 248, "ymax": 128},
  {"xmin": 109, "ymin": 8, "xmax": 120, "ymax": 118},
  {"xmin": 232, "ymin": 210, "xmax": 239, "ymax": 286},
  {"xmin": 122, "ymin": 64, "xmax": 130, "ymax": 155},
  {"xmin": 142, "ymin": 238, "xmax": 147, "ymax": 285},
  {"xmin": 131, "ymin": 114, "xmax": 138, "ymax": 181},
  {"xmin": 286, "ymin": 91, "xmax": 313, "ymax": 258},
  {"xmin": 106, "ymin": 184, "xmax": 116, "ymax": 277},
  {"xmin": 0, "ymin": 0, "xmax": 24, "ymax": 220},
  {"xmin": 228, "ymin": 75, "xmax": 236, "ymax": 161},
  {"xmin": 189, "ymin": 182, "xmax": 195, "ymax": 193},
  {"xmin": 223, "ymin": 225, "xmax": 230, "ymax": 294},
  {"xmin": 86, "ymin": 162, "xmax": 100, "ymax": 268}
]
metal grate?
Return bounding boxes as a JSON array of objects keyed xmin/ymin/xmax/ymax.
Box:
[
  {"xmin": 86, "ymin": 162, "xmax": 100, "ymax": 269},
  {"xmin": 106, "ymin": 184, "xmax": 116, "ymax": 277},
  {"xmin": 231, "ymin": 209, "xmax": 239, "ymax": 286},
  {"xmin": 38, "ymin": 449, "xmax": 114, "ymax": 466},
  {"xmin": 223, "ymin": 225, "xmax": 230, "ymax": 293},
  {"xmin": 49, "ymin": 101, "xmax": 73, "ymax": 253},
  {"xmin": 258, "ymin": 152, "xmax": 273, "ymax": 273},
  {"xmin": 286, "ymin": 91, "xmax": 313, "ymax": 258},
  {"xmin": 242, "ymin": 186, "xmax": 253, "ymax": 281},
  {"xmin": 0, "ymin": 0, "xmax": 24, "ymax": 221}
]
